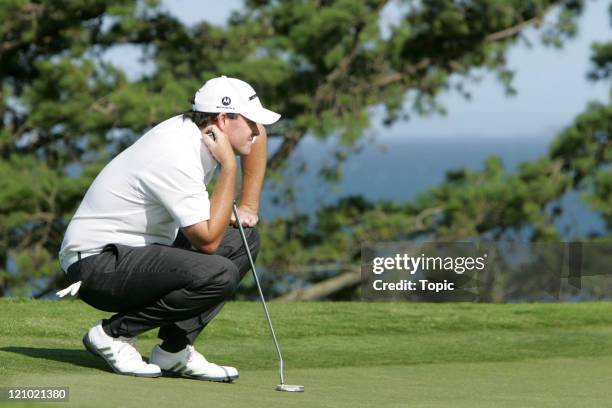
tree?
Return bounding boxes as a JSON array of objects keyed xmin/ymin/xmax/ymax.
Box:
[
  {"xmin": 0, "ymin": 0, "xmax": 586, "ymax": 296},
  {"xmin": 258, "ymin": 23, "xmax": 612, "ymax": 300}
]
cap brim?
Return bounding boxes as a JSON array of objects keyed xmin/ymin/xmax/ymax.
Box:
[{"xmin": 242, "ymin": 107, "xmax": 281, "ymax": 125}]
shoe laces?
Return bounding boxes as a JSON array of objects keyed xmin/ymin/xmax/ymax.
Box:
[
  {"xmin": 115, "ymin": 337, "xmax": 142, "ymax": 362},
  {"xmin": 186, "ymin": 345, "xmax": 208, "ymax": 365}
]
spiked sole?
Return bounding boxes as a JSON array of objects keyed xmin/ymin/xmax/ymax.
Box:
[{"xmin": 160, "ymin": 368, "xmax": 238, "ymax": 383}]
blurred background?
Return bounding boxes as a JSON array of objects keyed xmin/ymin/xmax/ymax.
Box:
[{"xmin": 0, "ymin": 0, "xmax": 610, "ymax": 301}]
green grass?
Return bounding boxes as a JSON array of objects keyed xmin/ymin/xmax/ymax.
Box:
[{"xmin": 1, "ymin": 300, "xmax": 612, "ymax": 407}]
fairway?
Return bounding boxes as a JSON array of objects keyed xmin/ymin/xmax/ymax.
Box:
[{"xmin": 2, "ymin": 300, "xmax": 612, "ymax": 407}]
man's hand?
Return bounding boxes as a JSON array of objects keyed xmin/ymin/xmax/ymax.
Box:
[
  {"xmin": 231, "ymin": 205, "xmax": 259, "ymax": 227},
  {"xmin": 202, "ymin": 124, "xmax": 235, "ymax": 166}
]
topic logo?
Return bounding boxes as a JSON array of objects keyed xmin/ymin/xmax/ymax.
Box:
[{"xmin": 221, "ymin": 96, "xmax": 231, "ymax": 106}]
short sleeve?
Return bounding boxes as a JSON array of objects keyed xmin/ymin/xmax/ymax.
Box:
[{"xmin": 140, "ymin": 158, "xmax": 210, "ymax": 227}]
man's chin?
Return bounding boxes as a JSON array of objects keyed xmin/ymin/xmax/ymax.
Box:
[{"xmin": 239, "ymin": 145, "xmax": 252, "ymax": 155}]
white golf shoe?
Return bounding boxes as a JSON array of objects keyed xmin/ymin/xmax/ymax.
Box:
[
  {"xmin": 82, "ymin": 321, "xmax": 161, "ymax": 378},
  {"xmin": 150, "ymin": 344, "xmax": 239, "ymax": 382}
]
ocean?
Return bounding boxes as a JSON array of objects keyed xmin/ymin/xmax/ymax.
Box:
[{"xmin": 260, "ymin": 135, "xmax": 607, "ymax": 239}]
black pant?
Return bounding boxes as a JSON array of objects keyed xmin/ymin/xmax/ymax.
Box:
[{"xmin": 67, "ymin": 227, "xmax": 259, "ymax": 348}]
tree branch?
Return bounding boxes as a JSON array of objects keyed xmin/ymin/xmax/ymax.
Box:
[
  {"xmin": 275, "ymin": 268, "xmax": 361, "ymax": 301},
  {"xmin": 485, "ymin": 17, "xmax": 543, "ymax": 42},
  {"xmin": 267, "ymin": 128, "xmax": 304, "ymax": 171},
  {"xmin": 267, "ymin": 12, "xmax": 377, "ymax": 171}
]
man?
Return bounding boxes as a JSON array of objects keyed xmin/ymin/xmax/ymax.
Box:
[{"xmin": 57, "ymin": 75, "xmax": 280, "ymax": 380}]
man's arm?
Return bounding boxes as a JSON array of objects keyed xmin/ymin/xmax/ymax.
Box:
[
  {"xmin": 181, "ymin": 125, "xmax": 236, "ymax": 253},
  {"xmin": 235, "ymin": 123, "xmax": 267, "ymax": 226},
  {"xmin": 181, "ymin": 161, "xmax": 236, "ymax": 253}
]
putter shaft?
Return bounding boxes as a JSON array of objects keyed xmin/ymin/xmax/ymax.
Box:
[{"xmin": 232, "ymin": 204, "xmax": 285, "ymax": 385}]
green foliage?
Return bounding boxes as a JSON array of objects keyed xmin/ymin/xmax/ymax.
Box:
[
  {"xmin": 257, "ymin": 9, "xmax": 612, "ymax": 297},
  {"xmin": 0, "ymin": 0, "xmax": 598, "ymax": 296},
  {"xmin": 588, "ymin": 41, "xmax": 612, "ymax": 81},
  {"xmin": 259, "ymin": 90, "xmax": 611, "ymax": 293},
  {"xmin": 550, "ymin": 102, "xmax": 612, "ymax": 178}
]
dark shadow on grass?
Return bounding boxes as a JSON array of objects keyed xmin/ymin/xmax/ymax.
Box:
[{"xmin": 0, "ymin": 347, "xmax": 111, "ymax": 373}]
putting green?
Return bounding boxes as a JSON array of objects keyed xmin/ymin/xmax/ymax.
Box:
[
  {"xmin": 2, "ymin": 300, "xmax": 612, "ymax": 407},
  {"xmin": 2, "ymin": 357, "xmax": 611, "ymax": 407}
]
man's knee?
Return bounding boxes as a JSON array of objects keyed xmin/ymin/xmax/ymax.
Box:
[{"xmin": 193, "ymin": 257, "xmax": 240, "ymax": 299}]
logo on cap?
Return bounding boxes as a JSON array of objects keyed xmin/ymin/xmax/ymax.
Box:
[{"xmin": 221, "ymin": 96, "xmax": 231, "ymax": 106}]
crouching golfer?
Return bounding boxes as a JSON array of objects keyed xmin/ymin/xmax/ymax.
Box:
[{"xmin": 57, "ymin": 76, "xmax": 280, "ymax": 380}]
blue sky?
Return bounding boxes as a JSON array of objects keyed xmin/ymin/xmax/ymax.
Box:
[{"xmin": 153, "ymin": 0, "xmax": 611, "ymax": 141}]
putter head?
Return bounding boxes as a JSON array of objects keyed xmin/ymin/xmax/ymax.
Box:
[{"xmin": 276, "ymin": 384, "xmax": 304, "ymax": 392}]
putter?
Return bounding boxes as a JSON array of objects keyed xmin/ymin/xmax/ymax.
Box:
[{"xmin": 232, "ymin": 203, "xmax": 305, "ymax": 393}]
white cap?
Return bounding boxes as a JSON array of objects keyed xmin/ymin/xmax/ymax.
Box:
[{"xmin": 192, "ymin": 76, "xmax": 281, "ymax": 125}]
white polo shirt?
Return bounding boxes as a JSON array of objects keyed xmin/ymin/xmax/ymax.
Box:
[{"xmin": 59, "ymin": 115, "xmax": 218, "ymax": 272}]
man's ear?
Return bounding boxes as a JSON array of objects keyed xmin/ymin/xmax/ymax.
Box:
[{"xmin": 215, "ymin": 113, "xmax": 227, "ymax": 131}]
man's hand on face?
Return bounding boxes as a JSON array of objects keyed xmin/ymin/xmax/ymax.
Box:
[
  {"xmin": 231, "ymin": 205, "xmax": 259, "ymax": 227},
  {"xmin": 202, "ymin": 124, "xmax": 235, "ymax": 167}
]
